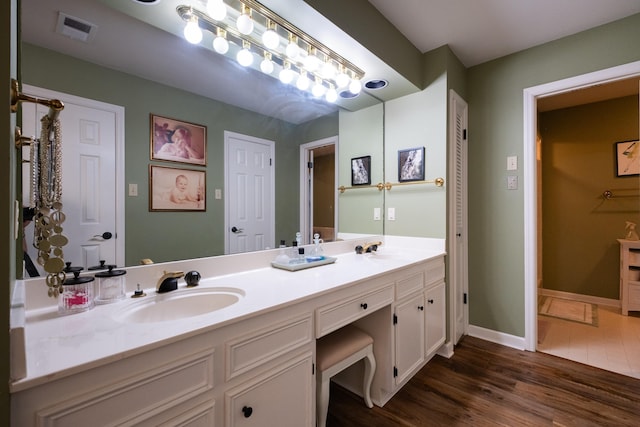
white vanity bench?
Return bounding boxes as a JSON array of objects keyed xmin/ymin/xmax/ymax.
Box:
[{"xmin": 10, "ymin": 236, "xmax": 446, "ymax": 426}]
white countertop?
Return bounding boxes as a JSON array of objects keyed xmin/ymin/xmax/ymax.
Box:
[{"xmin": 10, "ymin": 236, "xmax": 445, "ymax": 392}]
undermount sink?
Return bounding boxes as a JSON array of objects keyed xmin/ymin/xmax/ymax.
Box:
[{"xmin": 116, "ymin": 287, "xmax": 244, "ymax": 323}]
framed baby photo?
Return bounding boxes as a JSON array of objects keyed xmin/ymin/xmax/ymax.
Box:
[
  {"xmin": 615, "ymin": 140, "xmax": 639, "ymax": 177},
  {"xmin": 149, "ymin": 165, "xmax": 206, "ymax": 212},
  {"xmin": 351, "ymin": 155, "xmax": 372, "ymax": 186},
  {"xmin": 150, "ymin": 114, "xmax": 207, "ymax": 166},
  {"xmin": 398, "ymin": 147, "xmax": 425, "ymax": 182}
]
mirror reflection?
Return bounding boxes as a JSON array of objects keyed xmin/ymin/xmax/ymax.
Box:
[{"xmin": 20, "ymin": 0, "xmax": 385, "ymax": 273}]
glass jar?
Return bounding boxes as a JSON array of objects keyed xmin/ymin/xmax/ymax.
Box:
[
  {"xmin": 94, "ymin": 265, "xmax": 126, "ymax": 304},
  {"xmin": 59, "ymin": 271, "xmax": 95, "ymax": 315}
]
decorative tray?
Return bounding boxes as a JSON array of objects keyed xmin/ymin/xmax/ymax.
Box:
[{"xmin": 271, "ymin": 256, "xmax": 337, "ymax": 272}]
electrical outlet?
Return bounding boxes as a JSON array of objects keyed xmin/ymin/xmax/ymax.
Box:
[
  {"xmin": 128, "ymin": 183, "xmax": 138, "ymax": 196},
  {"xmin": 507, "ymin": 175, "xmax": 518, "ymax": 190}
]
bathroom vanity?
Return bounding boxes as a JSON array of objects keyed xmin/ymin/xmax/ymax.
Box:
[{"xmin": 10, "ymin": 236, "xmax": 446, "ymax": 426}]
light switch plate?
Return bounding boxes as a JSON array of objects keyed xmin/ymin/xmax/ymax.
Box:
[
  {"xmin": 507, "ymin": 156, "xmax": 518, "ymax": 171},
  {"xmin": 128, "ymin": 183, "xmax": 138, "ymax": 196},
  {"xmin": 215, "ymin": 189, "xmax": 222, "ymax": 199},
  {"xmin": 373, "ymin": 207, "xmax": 381, "ymax": 221},
  {"xmin": 388, "ymin": 207, "xmax": 396, "ymax": 221}
]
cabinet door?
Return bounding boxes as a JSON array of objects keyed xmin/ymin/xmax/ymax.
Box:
[
  {"xmin": 425, "ymin": 282, "xmax": 446, "ymax": 356},
  {"xmin": 394, "ymin": 293, "xmax": 425, "ymax": 385},
  {"xmin": 225, "ymin": 352, "xmax": 313, "ymax": 427}
]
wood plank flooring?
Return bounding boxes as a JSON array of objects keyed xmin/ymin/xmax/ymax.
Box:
[{"xmin": 327, "ymin": 336, "xmax": 640, "ymax": 426}]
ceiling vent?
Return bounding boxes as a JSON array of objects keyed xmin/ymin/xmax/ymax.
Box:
[{"xmin": 55, "ymin": 12, "xmax": 98, "ymax": 43}]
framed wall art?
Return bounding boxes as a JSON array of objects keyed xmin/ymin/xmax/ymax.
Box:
[
  {"xmin": 150, "ymin": 114, "xmax": 207, "ymax": 166},
  {"xmin": 615, "ymin": 140, "xmax": 639, "ymax": 177},
  {"xmin": 149, "ymin": 165, "xmax": 206, "ymax": 211},
  {"xmin": 351, "ymin": 155, "xmax": 372, "ymax": 186},
  {"xmin": 398, "ymin": 147, "xmax": 425, "ymax": 182}
]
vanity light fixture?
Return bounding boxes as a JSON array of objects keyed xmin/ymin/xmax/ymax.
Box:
[{"xmin": 176, "ymin": 1, "xmax": 366, "ymax": 102}]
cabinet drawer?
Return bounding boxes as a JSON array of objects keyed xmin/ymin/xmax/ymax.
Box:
[
  {"xmin": 316, "ymin": 285, "xmax": 394, "ymax": 337},
  {"xmin": 226, "ymin": 314, "xmax": 312, "ymax": 381},
  {"xmin": 629, "ymin": 284, "xmax": 640, "ymax": 310},
  {"xmin": 425, "ymin": 258, "xmax": 445, "ymax": 287},
  {"xmin": 395, "ymin": 272, "xmax": 424, "ymax": 300}
]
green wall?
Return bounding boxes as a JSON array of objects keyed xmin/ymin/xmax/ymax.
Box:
[
  {"xmin": 21, "ymin": 44, "xmax": 337, "ymax": 265},
  {"xmin": 467, "ymin": 13, "xmax": 640, "ymax": 336},
  {"xmin": 540, "ymin": 95, "xmax": 639, "ymax": 299}
]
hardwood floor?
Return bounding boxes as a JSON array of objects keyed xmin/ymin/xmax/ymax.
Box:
[{"xmin": 327, "ymin": 336, "xmax": 640, "ymax": 426}]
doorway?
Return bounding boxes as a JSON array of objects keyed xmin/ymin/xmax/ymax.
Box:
[
  {"xmin": 21, "ymin": 85, "xmax": 125, "ymax": 273},
  {"xmin": 300, "ymin": 136, "xmax": 338, "ymax": 244},
  {"xmin": 523, "ymin": 61, "xmax": 640, "ymax": 356}
]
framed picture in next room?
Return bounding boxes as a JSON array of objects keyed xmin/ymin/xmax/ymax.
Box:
[
  {"xmin": 398, "ymin": 147, "xmax": 425, "ymax": 182},
  {"xmin": 615, "ymin": 140, "xmax": 639, "ymax": 177}
]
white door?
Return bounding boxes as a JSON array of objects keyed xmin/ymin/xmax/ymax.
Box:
[
  {"xmin": 449, "ymin": 89, "xmax": 469, "ymax": 345},
  {"xmin": 22, "ymin": 86, "xmax": 124, "ymax": 273},
  {"xmin": 224, "ymin": 131, "xmax": 275, "ymax": 254}
]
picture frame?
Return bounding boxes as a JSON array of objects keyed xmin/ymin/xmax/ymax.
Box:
[
  {"xmin": 149, "ymin": 165, "xmax": 206, "ymax": 211},
  {"xmin": 150, "ymin": 114, "xmax": 207, "ymax": 166},
  {"xmin": 615, "ymin": 140, "xmax": 639, "ymax": 177},
  {"xmin": 351, "ymin": 155, "xmax": 372, "ymax": 186},
  {"xmin": 398, "ymin": 147, "xmax": 425, "ymax": 182}
]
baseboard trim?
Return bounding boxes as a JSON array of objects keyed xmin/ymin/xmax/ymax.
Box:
[
  {"xmin": 437, "ymin": 341, "xmax": 454, "ymax": 359},
  {"xmin": 467, "ymin": 325, "xmax": 526, "ymax": 351},
  {"xmin": 538, "ymin": 288, "xmax": 619, "ymax": 308}
]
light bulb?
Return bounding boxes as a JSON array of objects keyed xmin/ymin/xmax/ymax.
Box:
[
  {"xmin": 349, "ymin": 78, "xmax": 362, "ymax": 95},
  {"xmin": 260, "ymin": 57, "xmax": 274, "ymax": 74},
  {"xmin": 237, "ymin": 47, "xmax": 253, "ymax": 67},
  {"xmin": 279, "ymin": 66, "xmax": 295, "ymax": 84},
  {"xmin": 296, "ymin": 72, "xmax": 310, "ymax": 91},
  {"xmin": 304, "ymin": 50, "xmax": 321, "ymax": 72},
  {"xmin": 286, "ymin": 36, "xmax": 300, "ymax": 59},
  {"xmin": 335, "ymin": 68, "xmax": 350, "ymax": 88},
  {"xmin": 325, "ymin": 86, "xmax": 338, "ymax": 103},
  {"xmin": 206, "ymin": 0, "xmax": 227, "ymax": 20},
  {"xmin": 236, "ymin": 8, "xmax": 254, "ymax": 35},
  {"xmin": 312, "ymin": 80, "xmax": 326, "ymax": 97},
  {"xmin": 184, "ymin": 19, "xmax": 203, "ymax": 44},
  {"xmin": 320, "ymin": 61, "xmax": 337, "ymax": 80},
  {"xmin": 262, "ymin": 21, "xmax": 279, "ymax": 50},
  {"xmin": 213, "ymin": 36, "xmax": 229, "ymax": 54}
]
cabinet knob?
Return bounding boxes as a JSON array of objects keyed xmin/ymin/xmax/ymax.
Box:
[
  {"xmin": 418, "ymin": 305, "xmax": 424, "ymax": 311},
  {"xmin": 242, "ymin": 406, "xmax": 253, "ymax": 418},
  {"xmin": 360, "ymin": 303, "xmax": 368, "ymax": 310},
  {"xmin": 428, "ymin": 299, "xmax": 434, "ymax": 304}
]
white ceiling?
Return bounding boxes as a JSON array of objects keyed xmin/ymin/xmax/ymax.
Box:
[
  {"xmin": 367, "ymin": 0, "xmax": 640, "ymax": 67},
  {"xmin": 20, "ymin": 0, "xmax": 640, "ymax": 120}
]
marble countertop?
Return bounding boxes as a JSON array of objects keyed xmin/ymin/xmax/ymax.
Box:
[{"xmin": 10, "ymin": 236, "xmax": 445, "ymax": 393}]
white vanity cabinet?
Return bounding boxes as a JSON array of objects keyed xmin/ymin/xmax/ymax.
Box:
[
  {"xmin": 618, "ymin": 239, "xmax": 640, "ymax": 315},
  {"xmin": 393, "ymin": 291, "xmax": 425, "ymax": 385},
  {"xmin": 425, "ymin": 281, "xmax": 446, "ymax": 356}
]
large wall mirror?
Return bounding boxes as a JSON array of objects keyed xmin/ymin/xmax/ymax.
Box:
[{"xmin": 19, "ymin": 0, "xmax": 423, "ymax": 273}]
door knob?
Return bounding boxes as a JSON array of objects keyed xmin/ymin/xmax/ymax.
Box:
[
  {"xmin": 92, "ymin": 232, "xmax": 113, "ymax": 240},
  {"xmin": 231, "ymin": 226, "xmax": 244, "ymax": 233}
]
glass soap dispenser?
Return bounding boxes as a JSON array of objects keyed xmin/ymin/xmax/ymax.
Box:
[
  {"xmin": 309, "ymin": 233, "xmax": 324, "ymax": 259},
  {"xmin": 94, "ymin": 265, "xmax": 127, "ymax": 304}
]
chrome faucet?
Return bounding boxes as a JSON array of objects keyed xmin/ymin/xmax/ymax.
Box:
[
  {"xmin": 355, "ymin": 241, "xmax": 382, "ymax": 254},
  {"xmin": 156, "ymin": 271, "xmax": 184, "ymax": 293}
]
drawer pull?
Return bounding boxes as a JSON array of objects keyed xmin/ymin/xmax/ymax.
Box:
[
  {"xmin": 418, "ymin": 305, "xmax": 424, "ymax": 311},
  {"xmin": 360, "ymin": 303, "xmax": 368, "ymax": 310},
  {"xmin": 428, "ymin": 299, "xmax": 434, "ymax": 304},
  {"xmin": 242, "ymin": 406, "xmax": 253, "ymax": 418}
]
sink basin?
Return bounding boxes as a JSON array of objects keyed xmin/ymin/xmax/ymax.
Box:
[{"xmin": 116, "ymin": 287, "xmax": 244, "ymax": 323}]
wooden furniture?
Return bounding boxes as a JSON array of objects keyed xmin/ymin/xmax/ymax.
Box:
[
  {"xmin": 618, "ymin": 239, "xmax": 640, "ymax": 315},
  {"xmin": 316, "ymin": 325, "xmax": 375, "ymax": 427}
]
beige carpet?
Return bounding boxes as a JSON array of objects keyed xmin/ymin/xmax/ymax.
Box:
[{"xmin": 538, "ymin": 296, "xmax": 598, "ymax": 326}]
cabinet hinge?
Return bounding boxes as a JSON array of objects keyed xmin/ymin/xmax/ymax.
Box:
[
  {"xmin": 312, "ymin": 363, "xmax": 315, "ymax": 375},
  {"xmin": 270, "ymin": 158, "xmax": 273, "ymax": 166},
  {"xmin": 463, "ymin": 129, "xmax": 467, "ymax": 140},
  {"xmin": 463, "ymin": 293, "xmax": 468, "ymax": 304},
  {"xmin": 307, "ymin": 161, "xmax": 313, "ymax": 169},
  {"xmin": 393, "ymin": 314, "xmax": 398, "ymax": 325},
  {"xmin": 393, "ymin": 366, "xmax": 398, "ymax": 377}
]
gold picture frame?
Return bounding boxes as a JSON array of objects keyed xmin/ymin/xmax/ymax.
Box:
[
  {"xmin": 149, "ymin": 165, "xmax": 206, "ymax": 212},
  {"xmin": 150, "ymin": 114, "xmax": 207, "ymax": 166}
]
